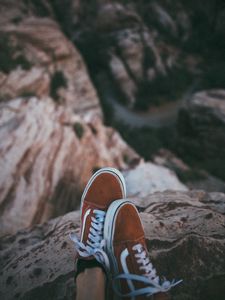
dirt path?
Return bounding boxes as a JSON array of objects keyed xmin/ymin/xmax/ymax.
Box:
[{"xmin": 96, "ymin": 72, "xmax": 197, "ymax": 128}]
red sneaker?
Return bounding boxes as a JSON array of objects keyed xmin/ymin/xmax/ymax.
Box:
[
  {"xmin": 70, "ymin": 168, "xmax": 126, "ymax": 269},
  {"xmin": 104, "ymin": 200, "xmax": 182, "ymax": 299}
]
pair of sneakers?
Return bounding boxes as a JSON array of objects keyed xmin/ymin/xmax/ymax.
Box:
[{"xmin": 70, "ymin": 168, "xmax": 181, "ymax": 299}]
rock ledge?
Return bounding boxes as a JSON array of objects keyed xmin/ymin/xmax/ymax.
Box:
[{"xmin": 0, "ymin": 190, "xmax": 225, "ymax": 300}]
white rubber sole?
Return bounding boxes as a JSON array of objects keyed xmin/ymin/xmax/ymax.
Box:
[{"xmin": 80, "ymin": 167, "xmax": 127, "ymax": 212}]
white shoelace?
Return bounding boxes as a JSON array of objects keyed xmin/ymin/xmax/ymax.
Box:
[
  {"xmin": 70, "ymin": 209, "xmax": 109, "ymax": 269},
  {"xmin": 114, "ymin": 243, "xmax": 182, "ymax": 298}
]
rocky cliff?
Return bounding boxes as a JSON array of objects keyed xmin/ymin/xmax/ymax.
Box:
[
  {"xmin": 0, "ymin": 0, "xmax": 139, "ymax": 236},
  {"xmin": 0, "ymin": 96, "xmax": 139, "ymax": 236},
  {"xmin": 49, "ymin": 0, "xmax": 225, "ymax": 186},
  {"xmin": 0, "ymin": 0, "xmax": 187, "ymax": 237},
  {"xmin": 0, "ymin": 190, "xmax": 225, "ymax": 300},
  {"xmin": 0, "ymin": 1, "xmax": 225, "ymax": 300},
  {"xmin": 52, "ymin": 0, "xmax": 225, "ymax": 108}
]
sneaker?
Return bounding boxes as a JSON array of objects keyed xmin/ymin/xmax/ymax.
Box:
[
  {"xmin": 104, "ymin": 199, "xmax": 182, "ymax": 299},
  {"xmin": 70, "ymin": 167, "xmax": 126, "ymax": 269}
]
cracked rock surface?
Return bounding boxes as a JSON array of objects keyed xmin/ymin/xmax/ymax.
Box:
[{"xmin": 0, "ymin": 190, "xmax": 225, "ymax": 300}]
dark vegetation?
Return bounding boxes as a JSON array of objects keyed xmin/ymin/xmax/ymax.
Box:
[
  {"xmin": 23, "ymin": 0, "xmax": 51, "ymax": 17},
  {"xmin": 73, "ymin": 122, "xmax": 85, "ymax": 139},
  {"xmin": 0, "ymin": 35, "xmax": 31, "ymax": 74},
  {"xmin": 181, "ymin": 0, "xmax": 225, "ymax": 92},
  {"xmin": 11, "ymin": 16, "xmax": 23, "ymax": 24},
  {"xmin": 116, "ymin": 123, "xmax": 164, "ymax": 159},
  {"xmin": 19, "ymin": 92, "xmax": 37, "ymax": 98},
  {"xmin": 135, "ymin": 67, "xmax": 192, "ymax": 109},
  {"xmin": 49, "ymin": 0, "xmax": 75, "ymax": 36},
  {"xmin": 199, "ymin": 62, "xmax": 225, "ymax": 90},
  {"xmin": 50, "ymin": 71, "xmax": 67, "ymax": 102}
]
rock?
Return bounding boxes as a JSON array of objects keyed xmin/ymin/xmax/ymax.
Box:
[
  {"xmin": 108, "ymin": 50, "xmax": 138, "ymax": 107},
  {"xmin": 60, "ymin": 1, "xmax": 198, "ymax": 108},
  {"xmin": 48, "ymin": 0, "xmax": 225, "ymax": 112},
  {"xmin": 0, "ymin": 96, "xmax": 139, "ymax": 237},
  {"xmin": 0, "ymin": 210, "xmax": 79, "ymax": 300},
  {"xmin": 176, "ymin": 89, "xmax": 225, "ymax": 181},
  {"xmin": 186, "ymin": 176, "xmax": 225, "ymax": 193},
  {"xmin": 153, "ymin": 149, "xmax": 190, "ymax": 172},
  {"xmin": 0, "ymin": 190, "xmax": 225, "ymax": 300},
  {"xmin": 123, "ymin": 161, "xmax": 188, "ymax": 198},
  {"xmin": 0, "ymin": 1, "xmax": 140, "ymax": 237},
  {"xmin": 153, "ymin": 149, "xmax": 225, "ymax": 193},
  {"xmin": 0, "ymin": 15, "xmax": 101, "ymax": 118}
]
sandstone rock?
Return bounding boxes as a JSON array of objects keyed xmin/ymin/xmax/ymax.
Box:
[
  {"xmin": 0, "ymin": 96, "xmax": 139, "ymax": 237},
  {"xmin": 0, "ymin": 190, "xmax": 225, "ymax": 300},
  {"xmin": 123, "ymin": 161, "xmax": 188, "ymax": 198},
  {"xmin": 176, "ymin": 89, "xmax": 225, "ymax": 181},
  {"xmin": 0, "ymin": 15, "xmax": 101, "ymax": 118},
  {"xmin": 0, "ymin": 0, "xmax": 141, "ymax": 237}
]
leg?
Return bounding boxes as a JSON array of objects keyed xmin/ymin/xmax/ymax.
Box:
[
  {"xmin": 76, "ymin": 267, "xmax": 106, "ymax": 300},
  {"xmin": 70, "ymin": 168, "xmax": 126, "ymax": 300}
]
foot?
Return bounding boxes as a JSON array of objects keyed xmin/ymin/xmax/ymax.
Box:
[
  {"xmin": 70, "ymin": 168, "xmax": 126, "ymax": 269},
  {"xmin": 104, "ymin": 200, "xmax": 182, "ymax": 299}
]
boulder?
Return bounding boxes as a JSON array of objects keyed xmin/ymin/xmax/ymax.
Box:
[
  {"xmin": 0, "ymin": 96, "xmax": 138, "ymax": 237},
  {"xmin": 0, "ymin": 1, "xmax": 139, "ymax": 237},
  {"xmin": 0, "ymin": 190, "xmax": 225, "ymax": 300},
  {"xmin": 123, "ymin": 161, "xmax": 188, "ymax": 197},
  {"xmin": 176, "ymin": 89, "xmax": 225, "ymax": 181}
]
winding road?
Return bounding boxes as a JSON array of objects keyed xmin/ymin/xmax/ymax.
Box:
[{"xmin": 96, "ymin": 72, "xmax": 197, "ymax": 129}]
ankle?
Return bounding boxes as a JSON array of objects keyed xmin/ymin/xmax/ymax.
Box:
[{"xmin": 75, "ymin": 258, "xmax": 106, "ymax": 280}]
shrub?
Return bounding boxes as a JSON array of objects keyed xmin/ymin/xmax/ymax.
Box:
[
  {"xmin": 0, "ymin": 35, "xmax": 31, "ymax": 73},
  {"xmin": 50, "ymin": 71, "xmax": 67, "ymax": 101},
  {"xmin": 73, "ymin": 122, "xmax": 84, "ymax": 139}
]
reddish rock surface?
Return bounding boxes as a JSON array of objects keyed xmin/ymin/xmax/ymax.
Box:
[
  {"xmin": 0, "ymin": 1, "xmax": 139, "ymax": 236},
  {"xmin": 0, "ymin": 96, "xmax": 138, "ymax": 236},
  {"xmin": 0, "ymin": 15, "xmax": 101, "ymax": 117}
]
